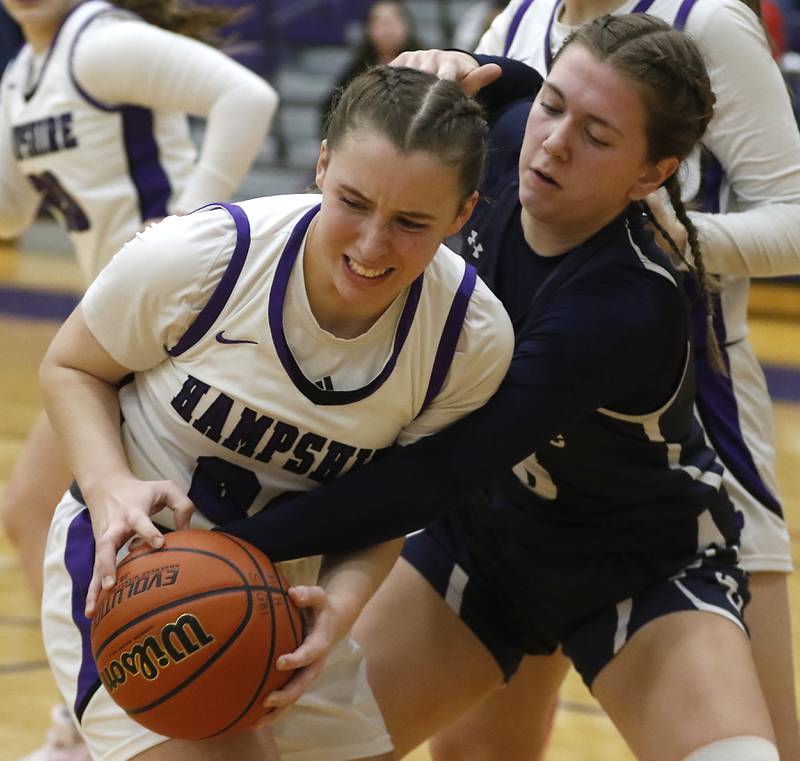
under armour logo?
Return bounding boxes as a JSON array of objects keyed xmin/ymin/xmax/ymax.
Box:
[{"xmin": 466, "ymin": 229, "xmax": 483, "ymax": 259}]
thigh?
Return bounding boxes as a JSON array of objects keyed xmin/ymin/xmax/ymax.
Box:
[
  {"xmin": 131, "ymin": 730, "xmax": 277, "ymax": 761},
  {"xmin": 353, "ymin": 557, "xmax": 504, "ymax": 758},
  {"xmin": 429, "ymin": 651, "xmax": 570, "ymax": 761},
  {"xmin": 593, "ymin": 611, "xmax": 773, "ymax": 761},
  {"xmin": 271, "ymin": 637, "xmax": 394, "ymax": 761}
]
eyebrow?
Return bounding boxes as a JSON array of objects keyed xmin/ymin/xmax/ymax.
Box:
[
  {"xmin": 340, "ymin": 184, "xmax": 437, "ymax": 221},
  {"xmin": 541, "ymin": 82, "xmax": 625, "ymax": 137}
]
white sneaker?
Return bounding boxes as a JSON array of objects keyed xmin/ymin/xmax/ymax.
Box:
[{"xmin": 17, "ymin": 705, "xmax": 92, "ymax": 761}]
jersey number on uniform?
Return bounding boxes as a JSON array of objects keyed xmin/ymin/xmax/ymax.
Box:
[{"xmin": 28, "ymin": 171, "xmax": 90, "ymax": 232}]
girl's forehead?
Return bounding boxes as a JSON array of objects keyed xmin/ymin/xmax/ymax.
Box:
[{"xmin": 545, "ymin": 45, "xmax": 648, "ymax": 132}]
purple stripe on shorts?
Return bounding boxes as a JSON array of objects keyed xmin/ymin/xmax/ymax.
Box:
[
  {"xmin": 63, "ymin": 507, "xmax": 101, "ymax": 721},
  {"xmin": 268, "ymin": 203, "xmax": 425, "ymax": 405},
  {"xmin": 121, "ymin": 106, "xmax": 171, "ymax": 223},
  {"xmin": 418, "ymin": 264, "xmax": 478, "ymax": 416},
  {"xmin": 694, "ymin": 349, "xmax": 784, "ymax": 518},
  {"xmin": 169, "ymin": 203, "xmax": 252, "ymax": 356},
  {"xmin": 504, "ymin": 0, "xmax": 536, "ymax": 56}
]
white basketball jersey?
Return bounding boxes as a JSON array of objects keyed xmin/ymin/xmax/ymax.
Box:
[
  {"xmin": 82, "ymin": 194, "xmax": 513, "ymax": 585},
  {"xmin": 1, "ymin": 0, "xmax": 196, "ymax": 283}
]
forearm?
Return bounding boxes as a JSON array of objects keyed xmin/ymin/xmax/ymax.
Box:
[
  {"xmin": 317, "ymin": 538, "xmax": 404, "ymax": 640},
  {"xmin": 691, "ymin": 203, "xmax": 800, "ymax": 277},
  {"xmin": 175, "ymin": 81, "xmax": 277, "ymax": 210}
]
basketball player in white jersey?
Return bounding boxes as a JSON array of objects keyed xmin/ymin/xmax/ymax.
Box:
[
  {"xmin": 0, "ymin": 5, "xmax": 277, "ymax": 754},
  {"xmin": 419, "ymin": 2, "xmax": 800, "ymax": 760},
  {"xmin": 37, "ymin": 65, "xmax": 514, "ymax": 761}
]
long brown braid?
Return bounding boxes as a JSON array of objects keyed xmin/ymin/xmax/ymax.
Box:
[
  {"xmin": 110, "ymin": 0, "xmax": 244, "ymax": 45},
  {"xmin": 557, "ymin": 14, "xmax": 724, "ymax": 371}
]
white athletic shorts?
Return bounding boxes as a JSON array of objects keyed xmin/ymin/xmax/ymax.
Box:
[
  {"xmin": 712, "ymin": 339, "xmax": 792, "ymax": 573},
  {"xmin": 42, "ymin": 492, "xmax": 392, "ymax": 761}
]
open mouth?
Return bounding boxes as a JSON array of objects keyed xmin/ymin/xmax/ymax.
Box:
[{"xmin": 344, "ymin": 255, "xmax": 394, "ymax": 279}]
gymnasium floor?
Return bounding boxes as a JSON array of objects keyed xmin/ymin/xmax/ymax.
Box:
[{"xmin": 1, "ymin": 227, "xmax": 798, "ymax": 761}]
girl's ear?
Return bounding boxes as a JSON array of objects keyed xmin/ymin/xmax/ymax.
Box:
[
  {"xmin": 628, "ymin": 156, "xmax": 679, "ymax": 201},
  {"xmin": 446, "ymin": 191, "xmax": 480, "ymax": 237},
  {"xmin": 315, "ymin": 140, "xmax": 330, "ymax": 191}
]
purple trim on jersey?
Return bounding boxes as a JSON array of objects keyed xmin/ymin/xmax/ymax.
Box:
[
  {"xmin": 674, "ymin": 0, "xmax": 700, "ymax": 29},
  {"xmin": 121, "ymin": 105, "xmax": 171, "ymax": 222},
  {"xmin": 23, "ymin": 1, "xmax": 87, "ymax": 100},
  {"xmin": 695, "ymin": 350, "xmax": 784, "ymax": 518},
  {"xmin": 168, "ymin": 203, "xmax": 252, "ymax": 357},
  {"xmin": 64, "ymin": 507, "xmax": 102, "ymax": 721},
  {"xmin": 268, "ymin": 203, "xmax": 426, "ymax": 406},
  {"xmin": 543, "ymin": 0, "xmax": 561, "ymax": 71},
  {"xmin": 541, "ymin": 0, "xmax": 656, "ymax": 71},
  {"xmin": 418, "ymin": 264, "xmax": 478, "ymax": 416},
  {"xmin": 698, "ymin": 151, "xmax": 724, "ymax": 215},
  {"xmin": 504, "ymin": 0, "xmax": 537, "ymax": 56},
  {"xmin": 66, "ymin": 5, "xmax": 172, "ymax": 223},
  {"xmin": 67, "ymin": 6, "xmax": 122, "ymax": 112}
]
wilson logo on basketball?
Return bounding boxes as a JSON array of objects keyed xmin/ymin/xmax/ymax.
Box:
[{"xmin": 100, "ymin": 613, "xmax": 215, "ymax": 693}]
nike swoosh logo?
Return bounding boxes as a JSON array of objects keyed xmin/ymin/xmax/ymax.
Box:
[{"xmin": 215, "ymin": 330, "xmax": 258, "ymax": 345}]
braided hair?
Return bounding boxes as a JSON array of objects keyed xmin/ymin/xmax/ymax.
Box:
[
  {"xmin": 557, "ymin": 14, "xmax": 724, "ymax": 371},
  {"xmin": 325, "ymin": 65, "xmax": 489, "ymax": 203}
]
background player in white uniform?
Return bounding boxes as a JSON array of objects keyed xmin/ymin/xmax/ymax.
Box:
[
  {"xmin": 423, "ymin": 1, "xmax": 800, "ymax": 759},
  {"xmin": 37, "ymin": 65, "xmax": 514, "ymax": 761},
  {"xmin": 0, "ymin": 0, "xmax": 276, "ymax": 674}
]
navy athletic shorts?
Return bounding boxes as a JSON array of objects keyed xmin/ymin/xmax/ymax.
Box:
[{"xmin": 401, "ymin": 513, "xmax": 750, "ymax": 688}]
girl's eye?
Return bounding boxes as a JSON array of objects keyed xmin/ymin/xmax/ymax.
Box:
[
  {"xmin": 586, "ymin": 131, "xmax": 610, "ymax": 147},
  {"xmin": 397, "ymin": 218, "xmax": 425, "ymax": 231},
  {"xmin": 341, "ymin": 196, "xmax": 366, "ymax": 210},
  {"xmin": 539, "ymin": 101, "xmax": 561, "ymax": 115}
]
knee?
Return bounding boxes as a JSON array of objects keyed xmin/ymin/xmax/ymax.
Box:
[
  {"xmin": 682, "ymin": 736, "xmax": 778, "ymax": 761},
  {"xmin": 0, "ymin": 487, "xmax": 26, "ymax": 541}
]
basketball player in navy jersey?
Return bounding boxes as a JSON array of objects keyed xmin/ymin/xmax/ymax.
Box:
[
  {"xmin": 37, "ymin": 66, "xmax": 514, "ymax": 761},
  {"xmin": 424, "ymin": 0, "xmax": 800, "ymax": 758},
  {"xmin": 209, "ymin": 17, "xmax": 779, "ymax": 761}
]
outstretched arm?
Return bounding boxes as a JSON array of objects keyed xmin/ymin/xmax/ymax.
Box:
[{"xmin": 73, "ymin": 18, "xmax": 278, "ymax": 212}]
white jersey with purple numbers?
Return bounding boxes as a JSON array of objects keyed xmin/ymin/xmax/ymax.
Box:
[
  {"xmin": 477, "ymin": 0, "xmax": 799, "ymax": 572},
  {"xmin": 1, "ymin": 0, "xmax": 195, "ymax": 283}
]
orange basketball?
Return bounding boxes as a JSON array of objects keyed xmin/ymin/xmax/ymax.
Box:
[{"xmin": 90, "ymin": 529, "xmax": 304, "ymax": 739}]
